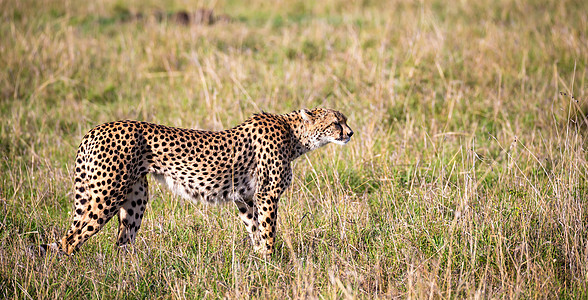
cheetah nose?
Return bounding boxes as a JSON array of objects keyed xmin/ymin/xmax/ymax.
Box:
[{"xmin": 348, "ymin": 130, "xmax": 354, "ymax": 137}]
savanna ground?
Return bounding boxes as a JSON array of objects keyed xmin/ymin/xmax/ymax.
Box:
[{"xmin": 1, "ymin": 0, "xmax": 587, "ymax": 298}]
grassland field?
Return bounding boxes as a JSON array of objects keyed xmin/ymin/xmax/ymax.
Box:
[{"xmin": 1, "ymin": 0, "xmax": 588, "ymax": 298}]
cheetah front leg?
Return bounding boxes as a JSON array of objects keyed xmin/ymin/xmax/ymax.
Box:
[
  {"xmin": 235, "ymin": 199, "xmax": 260, "ymax": 249},
  {"xmin": 236, "ymin": 192, "xmax": 280, "ymax": 256},
  {"xmin": 252, "ymin": 191, "xmax": 280, "ymax": 256}
]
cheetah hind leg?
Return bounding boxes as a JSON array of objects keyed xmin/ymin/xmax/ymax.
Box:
[
  {"xmin": 58, "ymin": 189, "xmax": 118, "ymax": 255},
  {"xmin": 28, "ymin": 242, "xmax": 63, "ymax": 257},
  {"xmin": 116, "ymin": 176, "xmax": 148, "ymax": 249}
]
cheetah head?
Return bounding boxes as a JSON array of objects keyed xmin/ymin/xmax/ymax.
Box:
[{"xmin": 300, "ymin": 108, "xmax": 354, "ymax": 150}]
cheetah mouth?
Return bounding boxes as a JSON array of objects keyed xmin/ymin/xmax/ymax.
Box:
[{"xmin": 333, "ymin": 136, "xmax": 351, "ymax": 145}]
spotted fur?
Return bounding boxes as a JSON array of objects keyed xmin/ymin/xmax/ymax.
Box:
[{"xmin": 43, "ymin": 108, "xmax": 353, "ymax": 256}]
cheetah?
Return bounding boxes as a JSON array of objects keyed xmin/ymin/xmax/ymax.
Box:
[{"xmin": 40, "ymin": 108, "xmax": 353, "ymax": 256}]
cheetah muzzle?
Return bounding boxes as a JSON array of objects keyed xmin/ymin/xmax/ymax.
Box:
[{"xmin": 40, "ymin": 108, "xmax": 353, "ymax": 257}]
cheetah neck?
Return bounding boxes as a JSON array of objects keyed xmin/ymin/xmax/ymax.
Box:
[{"xmin": 282, "ymin": 111, "xmax": 315, "ymax": 160}]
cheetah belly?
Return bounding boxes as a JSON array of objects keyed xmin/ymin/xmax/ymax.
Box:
[
  {"xmin": 151, "ymin": 172, "xmax": 257, "ymax": 204},
  {"xmin": 152, "ymin": 174, "xmax": 200, "ymax": 203}
]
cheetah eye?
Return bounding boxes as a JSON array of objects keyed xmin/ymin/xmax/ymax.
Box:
[{"xmin": 333, "ymin": 122, "xmax": 341, "ymax": 129}]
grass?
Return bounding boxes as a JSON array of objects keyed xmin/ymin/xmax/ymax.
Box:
[{"xmin": 1, "ymin": 0, "xmax": 587, "ymax": 297}]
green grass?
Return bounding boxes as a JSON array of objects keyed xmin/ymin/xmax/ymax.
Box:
[{"xmin": 1, "ymin": 0, "xmax": 588, "ymax": 297}]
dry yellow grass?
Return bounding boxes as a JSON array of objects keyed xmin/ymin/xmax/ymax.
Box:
[{"xmin": 1, "ymin": 0, "xmax": 587, "ymax": 298}]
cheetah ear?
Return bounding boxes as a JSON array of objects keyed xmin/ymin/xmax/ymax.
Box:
[{"xmin": 300, "ymin": 109, "xmax": 312, "ymax": 122}]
